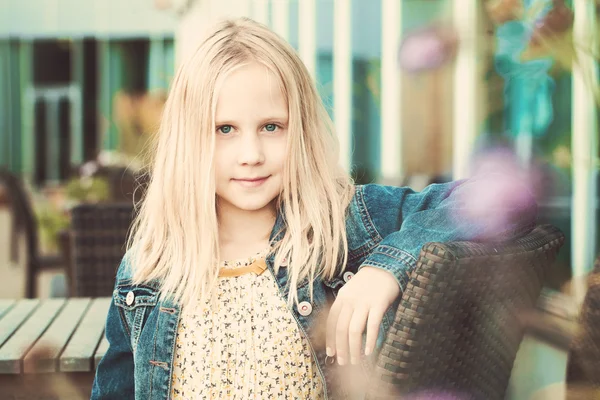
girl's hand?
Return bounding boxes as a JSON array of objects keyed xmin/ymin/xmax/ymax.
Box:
[{"xmin": 325, "ymin": 266, "xmax": 400, "ymax": 365}]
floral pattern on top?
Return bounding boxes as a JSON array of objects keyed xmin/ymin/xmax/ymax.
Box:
[{"xmin": 170, "ymin": 249, "xmax": 325, "ymax": 399}]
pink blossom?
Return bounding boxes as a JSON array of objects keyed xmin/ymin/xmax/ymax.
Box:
[{"xmin": 398, "ymin": 26, "xmax": 458, "ymax": 73}]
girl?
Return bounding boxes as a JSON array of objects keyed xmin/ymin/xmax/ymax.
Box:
[{"xmin": 91, "ymin": 17, "xmax": 537, "ymax": 400}]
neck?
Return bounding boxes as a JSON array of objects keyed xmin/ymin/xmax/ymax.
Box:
[{"xmin": 217, "ymin": 200, "xmax": 277, "ymax": 259}]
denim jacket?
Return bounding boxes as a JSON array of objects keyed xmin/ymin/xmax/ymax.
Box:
[{"xmin": 91, "ymin": 176, "xmax": 536, "ymax": 399}]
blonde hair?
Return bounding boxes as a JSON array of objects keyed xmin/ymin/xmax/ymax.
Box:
[{"xmin": 128, "ymin": 17, "xmax": 354, "ymax": 309}]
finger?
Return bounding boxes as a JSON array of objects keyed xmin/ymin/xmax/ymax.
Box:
[
  {"xmin": 348, "ymin": 306, "xmax": 369, "ymax": 365},
  {"xmin": 364, "ymin": 305, "xmax": 386, "ymax": 356},
  {"xmin": 335, "ymin": 306, "xmax": 354, "ymax": 365},
  {"xmin": 326, "ymin": 299, "xmax": 343, "ymax": 356}
]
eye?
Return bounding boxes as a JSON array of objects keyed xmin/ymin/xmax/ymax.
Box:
[
  {"xmin": 217, "ymin": 125, "xmax": 233, "ymax": 135},
  {"xmin": 264, "ymin": 124, "xmax": 279, "ymax": 132}
]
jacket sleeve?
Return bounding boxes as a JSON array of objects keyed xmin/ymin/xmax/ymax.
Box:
[
  {"xmin": 91, "ymin": 261, "xmax": 135, "ymax": 399},
  {"xmin": 358, "ymin": 173, "xmax": 538, "ymax": 291}
]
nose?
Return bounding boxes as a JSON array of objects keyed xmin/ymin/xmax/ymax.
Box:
[{"xmin": 237, "ymin": 132, "xmax": 265, "ymax": 166}]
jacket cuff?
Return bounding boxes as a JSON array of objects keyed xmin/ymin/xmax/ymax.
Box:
[{"xmin": 358, "ymin": 244, "xmax": 417, "ymax": 292}]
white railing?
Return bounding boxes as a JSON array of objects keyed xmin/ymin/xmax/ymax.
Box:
[
  {"xmin": 298, "ymin": 0, "xmax": 317, "ymax": 79},
  {"xmin": 451, "ymin": 0, "xmax": 480, "ymax": 180},
  {"xmin": 572, "ymin": 0, "xmax": 598, "ymax": 298},
  {"xmin": 251, "ymin": 0, "xmax": 269, "ymax": 26},
  {"xmin": 271, "ymin": 0, "xmax": 290, "ymax": 41},
  {"xmin": 380, "ymin": 0, "xmax": 403, "ymax": 184},
  {"xmin": 333, "ymin": 0, "xmax": 353, "ymax": 172}
]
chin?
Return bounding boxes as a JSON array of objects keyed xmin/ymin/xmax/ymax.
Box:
[
  {"xmin": 220, "ymin": 192, "xmax": 279, "ymax": 212},
  {"xmin": 232, "ymin": 200, "xmax": 275, "ymax": 212}
]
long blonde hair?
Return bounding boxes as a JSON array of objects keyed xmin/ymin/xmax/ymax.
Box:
[{"xmin": 128, "ymin": 17, "xmax": 354, "ymax": 309}]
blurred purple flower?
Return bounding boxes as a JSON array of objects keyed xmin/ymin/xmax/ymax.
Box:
[
  {"xmin": 398, "ymin": 26, "xmax": 458, "ymax": 73},
  {"xmin": 453, "ymin": 147, "xmax": 540, "ymax": 240}
]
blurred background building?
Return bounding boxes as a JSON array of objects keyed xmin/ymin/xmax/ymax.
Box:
[
  {"xmin": 0, "ymin": 0, "xmax": 598, "ymax": 301},
  {"xmin": 0, "ymin": 0, "xmax": 176, "ymax": 184}
]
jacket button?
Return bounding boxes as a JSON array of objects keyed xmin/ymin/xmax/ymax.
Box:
[
  {"xmin": 126, "ymin": 291, "xmax": 135, "ymax": 306},
  {"xmin": 297, "ymin": 301, "xmax": 312, "ymax": 316},
  {"xmin": 343, "ymin": 271, "xmax": 354, "ymax": 282}
]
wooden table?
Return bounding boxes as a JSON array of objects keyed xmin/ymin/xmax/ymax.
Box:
[
  {"xmin": 0, "ymin": 290, "xmax": 580, "ymax": 400},
  {"xmin": 0, "ymin": 297, "xmax": 111, "ymax": 400}
]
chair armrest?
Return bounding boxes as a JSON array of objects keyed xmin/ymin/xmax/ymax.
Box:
[{"xmin": 366, "ymin": 224, "xmax": 565, "ymax": 400}]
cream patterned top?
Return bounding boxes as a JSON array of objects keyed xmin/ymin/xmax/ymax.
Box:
[{"xmin": 170, "ymin": 249, "xmax": 325, "ymax": 399}]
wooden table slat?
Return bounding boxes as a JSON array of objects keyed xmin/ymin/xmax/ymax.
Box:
[
  {"xmin": 0, "ymin": 299, "xmax": 40, "ymax": 349},
  {"xmin": 60, "ymin": 297, "xmax": 111, "ymax": 372},
  {"xmin": 0, "ymin": 300, "xmax": 16, "ymax": 319},
  {"xmin": 94, "ymin": 335, "xmax": 110, "ymax": 370},
  {"xmin": 23, "ymin": 298, "xmax": 92, "ymax": 373},
  {"xmin": 0, "ymin": 299, "xmax": 66, "ymax": 374}
]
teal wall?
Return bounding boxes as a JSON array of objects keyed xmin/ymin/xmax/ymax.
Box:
[
  {"xmin": 2, "ymin": 0, "xmax": 447, "ymax": 178},
  {"xmin": 0, "ymin": 40, "xmax": 24, "ymax": 172}
]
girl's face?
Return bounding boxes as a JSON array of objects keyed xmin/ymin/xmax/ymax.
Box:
[{"xmin": 214, "ymin": 62, "xmax": 289, "ymax": 215}]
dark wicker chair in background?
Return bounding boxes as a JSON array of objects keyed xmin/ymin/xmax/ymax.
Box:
[
  {"xmin": 69, "ymin": 203, "xmax": 136, "ymax": 297},
  {"xmin": 0, "ymin": 168, "xmax": 66, "ymax": 298},
  {"xmin": 566, "ymin": 254, "xmax": 600, "ymax": 396},
  {"xmin": 365, "ymin": 224, "xmax": 565, "ymax": 400}
]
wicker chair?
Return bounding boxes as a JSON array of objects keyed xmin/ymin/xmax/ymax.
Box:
[
  {"xmin": 69, "ymin": 203, "xmax": 136, "ymax": 297},
  {"xmin": 365, "ymin": 224, "xmax": 565, "ymax": 400},
  {"xmin": 0, "ymin": 168, "xmax": 66, "ymax": 298},
  {"xmin": 565, "ymin": 254, "xmax": 600, "ymax": 397}
]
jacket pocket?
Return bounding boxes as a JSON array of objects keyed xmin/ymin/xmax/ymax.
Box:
[
  {"xmin": 114, "ymin": 282, "xmax": 159, "ymax": 310},
  {"xmin": 114, "ymin": 282, "xmax": 159, "ymax": 354}
]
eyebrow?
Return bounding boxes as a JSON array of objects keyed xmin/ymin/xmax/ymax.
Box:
[{"xmin": 215, "ymin": 116, "xmax": 289, "ymax": 125}]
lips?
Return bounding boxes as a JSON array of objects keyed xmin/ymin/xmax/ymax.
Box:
[
  {"xmin": 235, "ymin": 176, "xmax": 269, "ymax": 182},
  {"xmin": 232, "ymin": 176, "xmax": 270, "ymax": 187}
]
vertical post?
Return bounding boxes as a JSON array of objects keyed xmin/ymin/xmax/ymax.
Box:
[
  {"xmin": 451, "ymin": 0, "xmax": 479, "ymax": 180},
  {"xmin": 0, "ymin": 40, "xmax": 9, "ymax": 168},
  {"xmin": 571, "ymin": 0, "xmax": 598, "ymax": 301},
  {"xmin": 271, "ymin": 0, "xmax": 290, "ymax": 41},
  {"xmin": 46, "ymin": 93, "xmax": 60, "ymax": 183},
  {"xmin": 380, "ymin": 0, "xmax": 402, "ymax": 184},
  {"xmin": 71, "ymin": 39, "xmax": 84, "ymax": 165},
  {"xmin": 95, "ymin": 0, "xmax": 116, "ymax": 151},
  {"xmin": 97, "ymin": 39, "xmax": 112, "ymax": 151},
  {"xmin": 174, "ymin": 0, "xmax": 254, "ymax": 67},
  {"xmin": 252, "ymin": 0, "xmax": 269, "ymax": 26},
  {"xmin": 333, "ymin": 0, "xmax": 352, "ymax": 172},
  {"xmin": 229, "ymin": 0, "xmax": 251, "ymax": 17},
  {"xmin": 298, "ymin": 0, "xmax": 317, "ymax": 79},
  {"xmin": 7, "ymin": 41, "xmax": 22, "ymax": 173},
  {"xmin": 148, "ymin": 35, "xmax": 166, "ymax": 90},
  {"xmin": 20, "ymin": 40, "xmax": 34, "ymax": 182}
]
